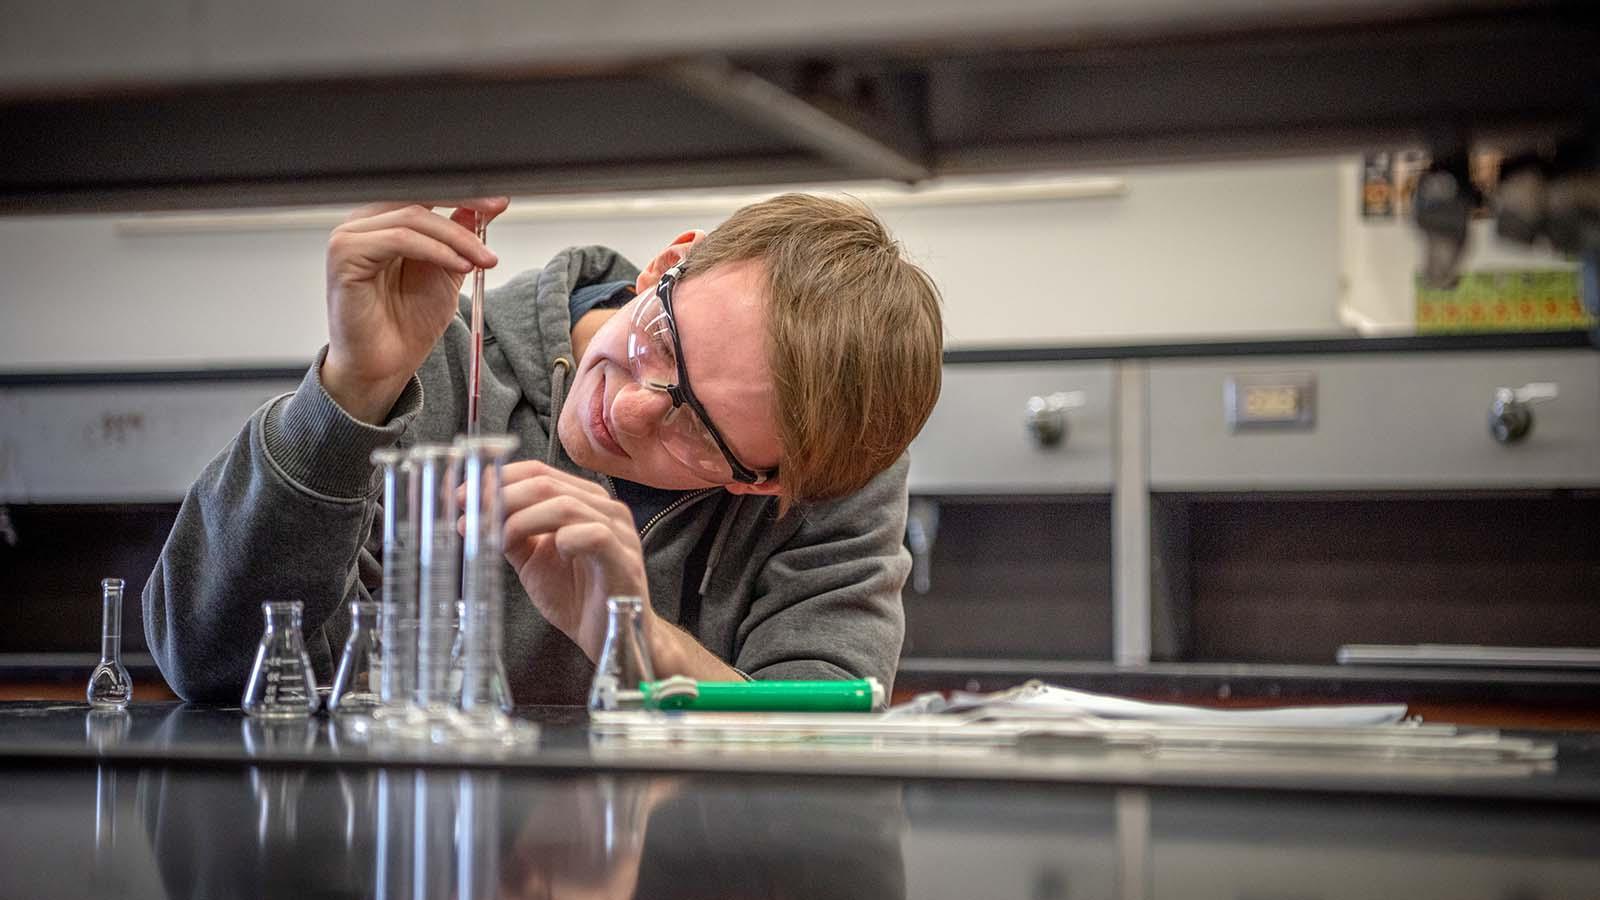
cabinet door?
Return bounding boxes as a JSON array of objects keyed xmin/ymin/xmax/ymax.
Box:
[
  {"xmin": 0, "ymin": 381, "xmax": 298, "ymax": 502},
  {"xmin": 1147, "ymin": 350, "xmax": 1600, "ymax": 490},
  {"xmin": 909, "ymin": 362, "xmax": 1115, "ymax": 493}
]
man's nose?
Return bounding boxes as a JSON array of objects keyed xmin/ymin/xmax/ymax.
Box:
[{"xmin": 611, "ymin": 382, "xmax": 672, "ymax": 439}]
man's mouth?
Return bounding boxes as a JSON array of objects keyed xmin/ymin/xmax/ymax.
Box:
[{"xmin": 588, "ymin": 368, "xmax": 629, "ymax": 458}]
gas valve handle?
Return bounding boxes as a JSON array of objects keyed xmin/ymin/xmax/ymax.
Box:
[
  {"xmin": 1489, "ymin": 382, "xmax": 1558, "ymax": 444},
  {"xmin": 1024, "ymin": 391, "xmax": 1086, "ymax": 448}
]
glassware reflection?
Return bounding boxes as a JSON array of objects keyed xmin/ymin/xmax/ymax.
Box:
[
  {"xmin": 240, "ymin": 717, "xmax": 318, "ymax": 757},
  {"xmin": 83, "ymin": 708, "xmax": 131, "ymax": 751},
  {"xmin": 242, "ymin": 719, "xmax": 317, "ymax": 851},
  {"xmin": 137, "ymin": 759, "xmax": 906, "ymax": 899}
]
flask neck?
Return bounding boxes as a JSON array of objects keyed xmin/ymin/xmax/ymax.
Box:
[
  {"xmin": 602, "ymin": 600, "xmax": 644, "ymax": 655},
  {"xmin": 349, "ymin": 601, "xmax": 378, "ymax": 632},
  {"xmin": 262, "ymin": 602, "xmax": 304, "ymax": 634},
  {"xmin": 597, "ymin": 596, "xmax": 654, "ymax": 685},
  {"xmin": 99, "ymin": 582, "xmax": 123, "ymax": 665}
]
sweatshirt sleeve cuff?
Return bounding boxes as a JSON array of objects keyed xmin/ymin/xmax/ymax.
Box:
[{"xmin": 262, "ymin": 346, "xmax": 424, "ymax": 500}]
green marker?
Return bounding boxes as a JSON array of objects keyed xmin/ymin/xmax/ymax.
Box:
[{"xmin": 636, "ymin": 676, "xmax": 884, "ymax": 712}]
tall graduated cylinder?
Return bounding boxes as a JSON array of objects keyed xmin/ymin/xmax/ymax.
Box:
[
  {"xmin": 456, "ymin": 434, "xmax": 519, "ymax": 720},
  {"xmin": 411, "ymin": 444, "xmax": 460, "ymax": 716},
  {"xmin": 371, "ymin": 448, "xmax": 420, "ymax": 712}
]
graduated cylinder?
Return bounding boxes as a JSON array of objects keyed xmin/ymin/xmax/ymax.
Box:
[{"xmin": 457, "ymin": 434, "xmax": 519, "ymax": 720}]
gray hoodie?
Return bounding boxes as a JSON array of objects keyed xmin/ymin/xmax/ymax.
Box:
[{"xmin": 143, "ymin": 246, "xmax": 911, "ymax": 705}]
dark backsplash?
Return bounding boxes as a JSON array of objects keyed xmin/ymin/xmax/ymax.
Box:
[
  {"xmin": 0, "ymin": 504, "xmax": 179, "ymax": 653},
  {"xmin": 901, "ymin": 497, "xmax": 1113, "ymax": 660},
  {"xmin": 6, "ymin": 493, "xmax": 1596, "ymax": 666},
  {"xmin": 1179, "ymin": 493, "xmax": 1600, "ymax": 663}
]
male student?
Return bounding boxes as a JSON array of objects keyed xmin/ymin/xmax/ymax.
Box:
[{"xmin": 145, "ymin": 193, "xmax": 944, "ymax": 704}]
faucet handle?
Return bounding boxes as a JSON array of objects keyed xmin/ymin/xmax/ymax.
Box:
[
  {"xmin": 1506, "ymin": 382, "xmax": 1559, "ymax": 404},
  {"xmin": 1489, "ymin": 382, "xmax": 1558, "ymax": 444},
  {"xmin": 1024, "ymin": 391, "xmax": 1086, "ymax": 448},
  {"xmin": 1027, "ymin": 391, "xmax": 1087, "ymax": 412},
  {"xmin": 906, "ymin": 498, "xmax": 941, "ymax": 595}
]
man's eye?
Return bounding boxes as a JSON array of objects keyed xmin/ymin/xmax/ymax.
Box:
[{"xmin": 650, "ymin": 330, "xmax": 675, "ymax": 362}]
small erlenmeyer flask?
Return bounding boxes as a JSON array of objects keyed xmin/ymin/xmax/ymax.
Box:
[
  {"xmin": 87, "ymin": 578, "xmax": 133, "ymax": 708},
  {"xmin": 587, "ymin": 597, "xmax": 656, "ymax": 711},
  {"xmin": 328, "ymin": 599, "xmax": 382, "ymax": 715},
  {"xmin": 243, "ymin": 601, "xmax": 319, "ymax": 719}
]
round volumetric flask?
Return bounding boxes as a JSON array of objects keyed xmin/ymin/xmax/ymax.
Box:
[
  {"xmin": 86, "ymin": 578, "xmax": 133, "ymax": 709},
  {"xmin": 242, "ymin": 601, "xmax": 320, "ymax": 719}
]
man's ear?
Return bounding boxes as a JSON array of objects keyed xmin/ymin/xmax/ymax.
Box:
[
  {"xmin": 634, "ymin": 230, "xmax": 706, "ymax": 296},
  {"xmin": 723, "ymin": 478, "xmax": 784, "ymax": 498}
]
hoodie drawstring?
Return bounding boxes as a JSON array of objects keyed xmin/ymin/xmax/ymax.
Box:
[
  {"xmin": 700, "ymin": 493, "xmax": 739, "ymax": 596},
  {"xmin": 546, "ymin": 357, "xmax": 572, "ymax": 466}
]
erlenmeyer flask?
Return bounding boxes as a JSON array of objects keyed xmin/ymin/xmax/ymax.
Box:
[
  {"xmin": 87, "ymin": 577, "xmax": 133, "ymax": 708},
  {"xmin": 243, "ymin": 601, "xmax": 319, "ymax": 719},
  {"xmin": 328, "ymin": 599, "xmax": 382, "ymax": 715},
  {"xmin": 447, "ymin": 598, "xmax": 509, "ymax": 710},
  {"xmin": 587, "ymin": 597, "xmax": 656, "ymax": 711}
]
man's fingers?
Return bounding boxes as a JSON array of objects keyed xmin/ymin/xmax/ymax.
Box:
[
  {"xmin": 504, "ymin": 495, "xmax": 615, "ymax": 548},
  {"xmin": 459, "ymin": 466, "xmax": 626, "ymax": 534},
  {"xmin": 502, "ymin": 461, "xmax": 612, "ymax": 500},
  {"xmin": 504, "ymin": 529, "xmax": 550, "ymax": 573},
  {"xmin": 552, "ymin": 522, "xmax": 646, "ymax": 595},
  {"xmin": 551, "ymin": 521, "xmax": 615, "ymax": 560},
  {"xmin": 501, "ymin": 473, "xmax": 620, "ymax": 515},
  {"xmin": 504, "ymin": 499, "xmax": 639, "ymax": 595},
  {"xmin": 331, "ymin": 226, "xmax": 474, "ymax": 276},
  {"xmin": 448, "ymin": 200, "xmax": 512, "ymax": 232},
  {"xmin": 344, "ymin": 197, "xmax": 509, "ymax": 224},
  {"xmin": 336, "ymin": 205, "xmax": 498, "ymax": 268},
  {"xmin": 502, "ymin": 479, "xmax": 637, "ymax": 543}
]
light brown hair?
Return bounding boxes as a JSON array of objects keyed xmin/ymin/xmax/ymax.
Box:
[{"xmin": 683, "ymin": 193, "xmax": 944, "ymax": 507}]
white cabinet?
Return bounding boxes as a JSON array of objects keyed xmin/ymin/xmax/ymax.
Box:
[
  {"xmin": 0, "ymin": 380, "xmax": 298, "ymax": 502},
  {"xmin": 909, "ymin": 363, "xmax": 1115, "ymax": 494},
  {"xmin": 1147, "ymin": 350, "xmax": 1600, "ymax": 490}
]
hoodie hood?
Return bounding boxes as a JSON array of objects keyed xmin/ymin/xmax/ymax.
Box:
[{"xmin": 470, "ymin": 245, "xmax": 640, "ymax": 425}]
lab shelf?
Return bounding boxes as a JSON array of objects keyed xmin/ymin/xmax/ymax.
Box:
[{"xmin": 1, "ymin": 1, "xmax": 1595, "ymax": 211}]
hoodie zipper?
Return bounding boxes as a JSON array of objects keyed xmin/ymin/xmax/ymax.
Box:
[{"xmin": 603, "ymin": 475, "xmax": 719, "ymax": 544}]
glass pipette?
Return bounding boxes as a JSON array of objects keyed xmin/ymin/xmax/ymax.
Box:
[{"xmin": 466, "ymin": 212, "xmax": 487, "ymax": 436}]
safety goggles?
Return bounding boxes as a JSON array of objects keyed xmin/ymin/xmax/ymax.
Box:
[{"xmin": 625, "ymin": 266, "xmax": 774, "ymax": 486}]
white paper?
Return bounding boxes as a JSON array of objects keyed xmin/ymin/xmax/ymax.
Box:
[{"xmin": 891, "ymin": 681, "xmax": 1407, "ymax": 728}]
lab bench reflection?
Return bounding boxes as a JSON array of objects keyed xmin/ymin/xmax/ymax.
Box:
[
  {"xmin": 89, "ymin": 712, "xmax": 905, "ymax": 899},
  {"xmin": 9, "ymin": 705, "xmax": 1599, "ymax": 900},
  {"xmin": 132, "ymin": 767, "xmax": 905, "ymax": 899}
]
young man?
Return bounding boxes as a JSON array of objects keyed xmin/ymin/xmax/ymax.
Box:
[{"xmin": 143, "ymin": 194, "xmax": 945, "ymax": 705}]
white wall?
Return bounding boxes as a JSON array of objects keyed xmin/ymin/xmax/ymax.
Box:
[
  {"xmin": 0, "ymin": 158, "xmax": 1347, "ymax": 370},
  {"xmin": 892, "ymin": 158, "xmax": 1343, "ymax": 345}
]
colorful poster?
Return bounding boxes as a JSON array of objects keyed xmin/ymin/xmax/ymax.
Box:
[{"xmin": 1416, "ymin": 270, "xmax": 1592, "ymax": 333}]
